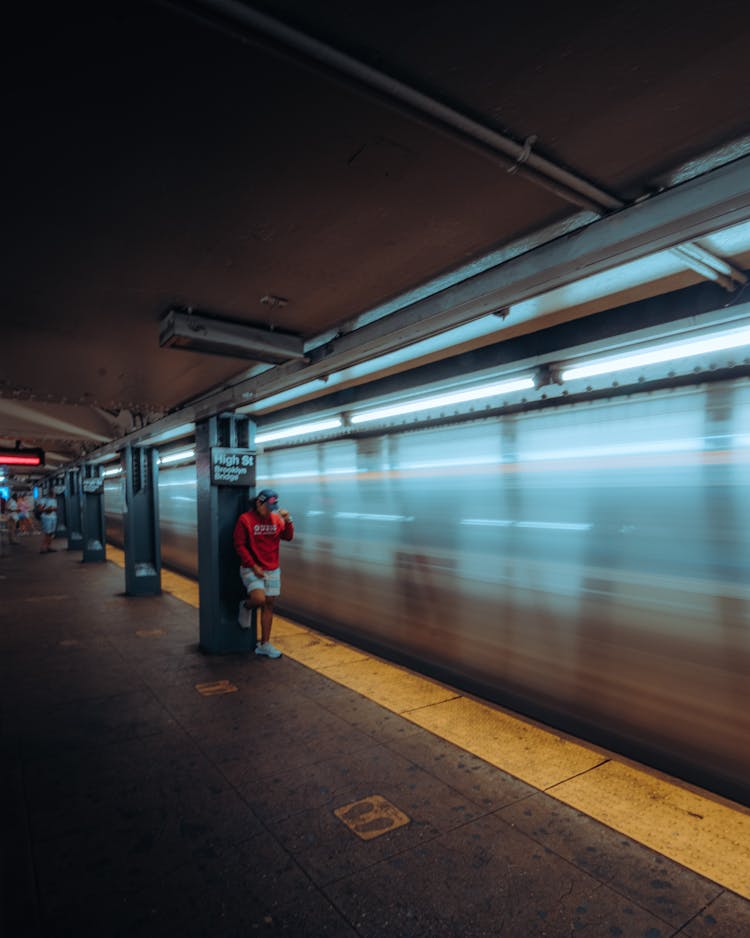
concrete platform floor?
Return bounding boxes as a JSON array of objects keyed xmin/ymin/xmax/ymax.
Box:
[{"xmin": 2, "ymin": 536, "xmax": 750, "ymax": 937}]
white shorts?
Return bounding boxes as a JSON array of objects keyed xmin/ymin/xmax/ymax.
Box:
[{"xmin": 240, "ymin": 566, "xmax": 281, "ymax": 597}]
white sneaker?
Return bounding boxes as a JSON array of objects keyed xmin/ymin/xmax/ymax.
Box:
[
  {"xmin": 238, "ymin": 601, "xmax": 253, "ymax": 629},
  {"xmin": 255, "ymin": 641, "xmax": 282, "ymax": 659}
]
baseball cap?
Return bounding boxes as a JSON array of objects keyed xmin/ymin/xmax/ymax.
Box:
[{"xmin": 256, "ymin": 489, "xmax": 279, "ymax": 510}]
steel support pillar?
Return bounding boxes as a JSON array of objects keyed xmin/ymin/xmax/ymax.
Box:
[
  {"xmin": 81, "ymin": 465, "xmax": 106, "ymax": 563},
  {"xmin": 122, "ymin": 445, "xmax": 161, "ymax": 596},
  {"xmin": 196, "ymin": 413, "xmax": 256, "ymax": 654},
  {"xmin": 65, "ymin": 468, "xmax": 84, "ymax": 551},
  {"xmin": 52, "ymin": 477, "xmax": 67, "ymax": 538}
]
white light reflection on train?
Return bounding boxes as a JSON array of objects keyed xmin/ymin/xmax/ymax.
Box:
[
  {"xmin": 461, "ymin": 519, "xmax": 593, "ymax": 531},
  {"xmin": 334, "ymin": 512, "xmax": 415, "ymax": 523}
]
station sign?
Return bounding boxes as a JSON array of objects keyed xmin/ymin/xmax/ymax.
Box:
[
  {"xmin": 82, "ymin": 477, "xmax": 104, "ymax": 494},
  {"xmin": 210, "ymin": 447, "xmax": 255, "ymax": 487},
  {"xmin": 0, "ymin": 446, "xmax": 44, "ymax": 467}
]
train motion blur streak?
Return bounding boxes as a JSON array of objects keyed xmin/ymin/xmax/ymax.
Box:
[{"xmin": 104, "ymin": 380, "xmax": 750, "ymax": 803}]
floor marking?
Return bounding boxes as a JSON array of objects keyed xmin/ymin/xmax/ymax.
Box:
[
  {"xmin": 334, "ymin": 795, "xmax": 410, "ymax": 840},
  {"xmin": 195, "ymin": 679, "xmax": 237, "ymax": 696}
]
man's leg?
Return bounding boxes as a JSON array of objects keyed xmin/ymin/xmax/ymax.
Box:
[
  {"xmin": 260, "ymin": 596, "xmax": 276, "ymax": 645},
  {"xmin": 245, "ymin": 587, "xmax": 265, "ymax": 608}
]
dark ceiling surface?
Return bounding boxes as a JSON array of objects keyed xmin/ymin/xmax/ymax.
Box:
[{"xmin": 3, "ymin": 0, "xmax": 750, "ymax": 467}]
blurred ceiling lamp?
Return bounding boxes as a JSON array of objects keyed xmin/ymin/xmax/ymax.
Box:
[{"xmin": 561, "ymin": 322, "xmax": 750, "ymax": 381}]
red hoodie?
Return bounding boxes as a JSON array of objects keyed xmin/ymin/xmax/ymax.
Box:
[{"xmin": 233, "ymin": 508, "xmax": 294, "ymax": 571}]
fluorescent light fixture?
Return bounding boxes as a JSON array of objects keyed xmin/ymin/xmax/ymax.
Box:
[
  {"xmin": 561, "ymin": 323, "xmax": 750, "ymax": 381},
  {"xmin": 160, "ymin": 308, "xmax": 305, "ymax": 363},
  {"xmin": 255, "ymin": 417, "xmax": 342, "ymax": 444},
  {"xmin": 350, "ymin": 375, "xmax": 535, "ymax": 425},
  {"xmin": 102, "ymin": 466, "xmax": 123, "ymax": 478},
  {"xmin": 158, "ymin": 448, "xmax": 196, "ymax": 465}
]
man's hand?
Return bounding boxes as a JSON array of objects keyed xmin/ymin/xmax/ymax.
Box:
[{"xmin": 279, "ymin": 509, "xmax": 291, "ymax": 521}]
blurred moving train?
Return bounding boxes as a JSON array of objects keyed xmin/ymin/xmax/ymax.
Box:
[{"xmin": 105, "ymin": 378, "xmax": 750, "ymax": 804}]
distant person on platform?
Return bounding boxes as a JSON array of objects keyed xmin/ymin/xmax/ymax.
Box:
[
  {"xmin": 7, "ymin": 493, "xmax": 19, "ymax": 544},
  {"xmin": 39, "ymin": 493, "xmax": 58, "ymax": 554},
  {"xmin": 233, "ymin": 488, "xmax": 294, "ymax": 659}
]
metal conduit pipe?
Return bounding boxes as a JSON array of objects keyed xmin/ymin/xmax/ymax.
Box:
[
  {"xmin": 229, "ymin": 2, "xmax": 748, "ymax": 290},
  {"xmin": 166, "ymin": 0, "xmax": 622, "ymax": 213},
  {"xmin": 168, "ymin": 1, "xmax": 740, "ymax": 288}
]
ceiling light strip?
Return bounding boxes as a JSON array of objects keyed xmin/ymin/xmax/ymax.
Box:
[
  {"xmin": 255, "ymin": 417, "xmax": 343, "ymax": 444},
  {"xmin": 158, "ymin": 448, "xmax": 196, "ymax": 465},
  {"xmin": 561, "ymin": 324, "xmax": 750, "ymax": 381},
  {"xmin": 350, "ymin": 376, "xmax": 535, "ymax": 425}
]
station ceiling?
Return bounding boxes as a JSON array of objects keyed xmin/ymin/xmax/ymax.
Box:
[{"xmin": 3, "ymin": 0, "xmax": 750, "ymax": 475}]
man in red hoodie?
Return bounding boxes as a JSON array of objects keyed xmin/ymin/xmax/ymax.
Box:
[{"xmin": 233, "ymin": 488, "xmax": 295, "ymax": 658}]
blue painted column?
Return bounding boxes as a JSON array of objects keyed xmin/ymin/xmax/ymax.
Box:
[
  {"xmin": 65, "ymin": 468, "xmax": 84, "ymax": 551},
  {"xmin": 122, "ymin": 445, "xmax": 161, "ymax": 596},
  {"xmin": 81, "ymin": 465, "xmax": 106, "ymax": 562},
  {"xmin": 195, "ymin": 414, "xmax": 256, "ymax": 654}
]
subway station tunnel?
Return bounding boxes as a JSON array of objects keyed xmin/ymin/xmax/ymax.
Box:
[{"xmin": 2, "ymin": 1, "xmax": 750, "ymax": 935}]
